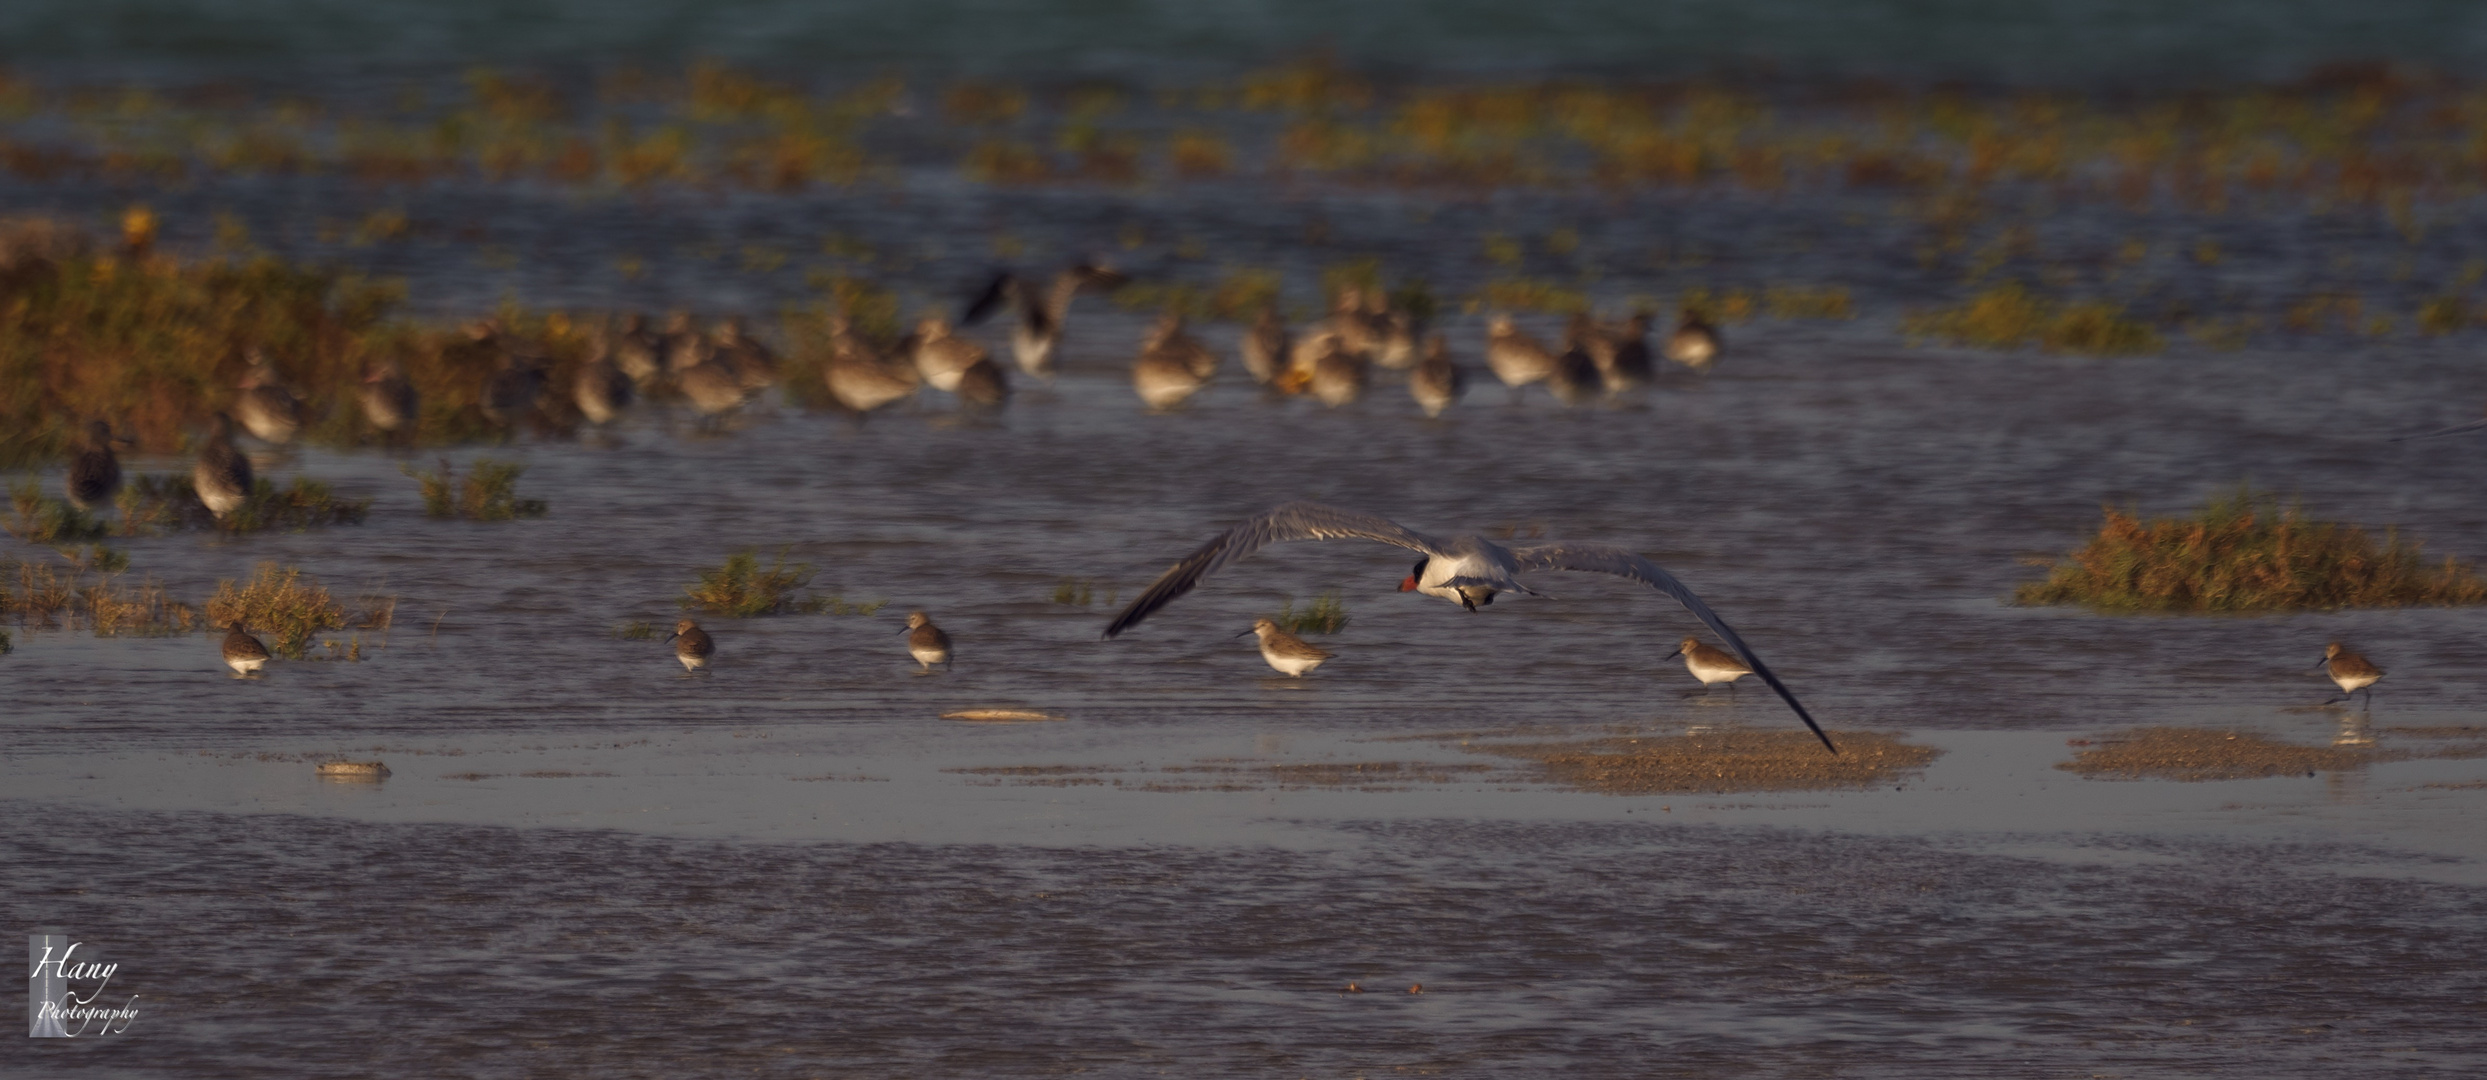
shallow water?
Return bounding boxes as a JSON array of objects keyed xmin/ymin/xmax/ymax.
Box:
[{"xmin": 10, "ymin": 10, "xmax": 2487, "ymax": 1074}]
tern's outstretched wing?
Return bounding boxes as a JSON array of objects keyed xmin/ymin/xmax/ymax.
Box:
[
  {"xmin": 1103, "ymin": 503, "xmax": 1442, "ymax": 638},
  {"xmin": 961, "ymin": 270, "xmax": 1016, "ymax": 326},
  {"xmin": 2391, "ymin": 416, "xmax": 2487, "ymax": 442},
  {"xmin": 1510, "ymin": 542, "xmax": 1835, "ymax": 754}
]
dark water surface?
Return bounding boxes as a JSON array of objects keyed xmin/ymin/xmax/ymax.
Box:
[{"xmin": 9, "ymin": 5, "xmax": 2487, "ymax": 1075}]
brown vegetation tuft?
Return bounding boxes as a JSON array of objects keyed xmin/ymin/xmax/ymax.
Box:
[{"xmin": 2017, "ymin": 488, "xmax": 2487, "ymax": 612}]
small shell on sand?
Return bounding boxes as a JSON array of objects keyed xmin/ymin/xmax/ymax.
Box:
[
  {"xmin": 939, "ymin": 709, "xmax": 1064, "ymax": 723},
  {"xmin": 316, "ymin": 760, "xmax": 391, "ymax": 777}
]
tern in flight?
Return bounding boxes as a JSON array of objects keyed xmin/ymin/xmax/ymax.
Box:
[{"xmin": 1101, "ymin": 502, "xmax": 1834, "ymax": 753}]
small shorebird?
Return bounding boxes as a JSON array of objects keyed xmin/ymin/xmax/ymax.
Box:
[
  {"xmin": 1240, "ymin": 618, "xmax": 1333, "ymax": 676},
  {"xmin": 1308, "ymin": 337, "xmax": 1367, "ymax": 407},
  {"xmin": 961, "ymin": 262, "xmax": 1129, "ymax": 378},
  {"xmin": 222, "ymin": 622, "xmax": 271, "ymax": 676},
  {"xmin": 235, "ymin": 353, "xmax": 305, "ymax": 445},
  {"xmin": 1484, "ymin": 315, "xmax": 1559, "ymax": 399},
  {"xmin": 820, "ymin": 313, "xmax": 921, "ymax": 414},
  {"xmin": 664, "ymin": 619, "xmax": 714, "ymax": 673},
  {"xmin": 1102, "ymin": 502, "xmax": 1832, "ymax": 752},
  {"xmin": 1598, "ymin": 311, "xmax": 1656, "ymax": 393},
  {"xmin": 955, "ymin": 357, "xmax": 1011, "ymax": 412},
  {"xmin": 1665, "ymin": 636, "xmax": 1753, "ymax": 692},
  {"xmin": 902, "ymin": 611, "xmax": 952, "ymax": 672},
  {"xmin": 710, "ymin": 317, "xmax": 779, "ymax": 389},
  {"xmin": 909, "ymin": 317, "xmax": 986, "ymax": 394},
  {"xmin": 1408, "ymin": 334, "xmax": 1465, "ymax": 418},
  {"xmin": 481, "ymin": 347, "xmax": 547, "ymax": 431},
  {"xmin": 1239, "ymin": 303, "xmax": 1290, "ymax": 388},
  {"xmin": 65, "ymin": 420, "xmax": 126, "ymax": 510},
  {"xmin": 1664, "ymin": 313, "xmax": 1722, "ymax": 372},
  {"xmin": 359, "ymin": 359, "xmax": 419, "ymax": 437},
  {"xmin": 1325, "ymin": 288, "xmax": 1386, "ymax": 360},
  {"xmin": 193, "ymin": 412, "xmax": 254, "ymax": 519},
  {"xmin": 675, "ymin": 349, "xmax": 762, "ymax": 423},
  {"xmin": 611, "ymin": 312, "xmax": 667, "ymax": 387},
  {"xmin": 1132, "ymin": 313, "xmax": 1220, "ymax": 410},
  {"xmin": 573, "ymin": 338, "xmax": 635, "ymax": 427},
  {"xmin": 2317, "ymin": 642, "xmax": 2383, "ymax": 707},
  {"xmin": 1280, "ymin": 329, "xmax": 1343, "ymax": 395},
  {"xmin": 1373, "ymin": 308, "xmax": 1420, "ymax": 371},
  {"xmin": 1549, "ymin": 325, "xmax": 1600, "ymax": 407},
  {"xmin": 660, "ymin": 311, "xmax": 709, "ymax": 376}
]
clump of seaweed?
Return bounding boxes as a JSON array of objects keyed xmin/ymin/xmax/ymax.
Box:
[
  {"xmin": 1050, "ymin": 578, "xmax": 1118, "ymax": 607},
  {"xmin": 0, "ymin": 627, "xmax": 11, "ymax": 654},
  {"xmin": 683, "ymin": 548, "xmax": 814, "ymax": 616},
  {"xmin": 405, "ymin": 458, "xmax": 547, "ymax": 520},
  {"xmin": 611, "ymin": 620, "xmax": 657, "ymax": 640},
  {"xmin": 2016, "ymin": 487, "xmax": 2487, "ymax": 612},
  {"xmin": 1271, "ymin": 593, "xmax": 1350, "ymax": 634},
  {"xmin": 792, "ymin": 594, "xmax": 887, "ymax": 616},
  {"xmin": 5, "ymin": 481, "xmax": 112, "ymax": 544},
  {"xmin": 2, "ymin": 546, "xmax": 195, "ymax": 635},
  {"xmin": 204, "ymin": 562, "xmax": 369, "ymax": 658},
  {"xmin": 1905, "ymin": 283, "xmax": 2161, "ymax": 355}
]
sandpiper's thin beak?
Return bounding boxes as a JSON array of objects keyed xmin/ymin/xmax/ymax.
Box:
[
  {"xmin": 663, "ymin": 631, "xmax": 678, "ymax": 643},
  {"xmin": 1397, "ymin": 575, "xmax": 1418, "ymax": 592},
  {"xmin": 1663, "ymin": 647, "xmax": 1684, "ymax": 660},
  {"xmin": 896, "ymin": 624, "xmax": 912, "ymax": 635},
  {"xmin": 1234, "ymin": 627, "xmax": 1256, "ymax": 638},
  {"xmin": 2314, "ymin": 657, "xmax": 2330, "ymax": 668}
]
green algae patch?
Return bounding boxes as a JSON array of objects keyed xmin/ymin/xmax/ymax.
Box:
[{"xmin": 2017, "ymin": 488, "xmax": 2487, "ymax": 613}]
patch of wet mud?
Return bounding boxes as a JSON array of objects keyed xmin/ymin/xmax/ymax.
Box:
[
  {"xmin": 2059, "ymin": 726, "xmax": 2487, "ymax": 781},
  {"xmin": 1462, "ymin": 729, "xmax": 1941, "ymax": 794},
  {"xmin": 946, "ymin": 759, "xmax": 1507, "ymax": 792}
]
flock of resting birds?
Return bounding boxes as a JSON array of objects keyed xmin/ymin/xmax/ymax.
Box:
[{"xmin": 46, "ymin": 263, "xmax": 2402, "ymax": 750}]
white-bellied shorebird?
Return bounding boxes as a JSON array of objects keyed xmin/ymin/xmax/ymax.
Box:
[
  {"xmin": 1550, "ymin": 325, "xmax": 1599, "ymax": 406},
  {"xmin": 1598, "ymin": 311, "xmax": 1656, "ymax": 393},
  {"xmin": 820, "ymin": 313, "xmax": 921, "ymax": 413},
  {"xmin": 2318, "ymin": 642, "xmax": 2383, "ymax": 707},
  {"xmin": 660, "ymin": 311, "xmax": 709, "ymax": 375},
  {"xmin": 1102, "ymin": 502, "xmax": 1832, "ymax": 752},
  {"xmin": 1665, "ymin": 636, "xmax": 1752, "ymax": 692},
  {"xmin": 1308, "ymin": 336, "xmax": 1367, "ymax": 407},
  {"xmin": 222, "ymin": 622, "xmax": 271, "ymax": 676},
  {"xmin": 902, "ymin": 611, "xmax": 952, "ymax": 672},
  {"xmin": 193, "ymin": 412, "xmax": 254, "ymax": 519},
  {"xmin": 961, "ymin": 263, "xmax": 1128, "ymax": 378},
  {"xmin": 1240, "ymin": 618, "xmax": 1333, "ymax": 676},
  {"xmin": 665, "ymin": 619, "xmax": 714, "ymax": 673},
  {"xmin": 1664, "ymin": 313, "xmax": 1722, "ymax": 372},
  {"xmin": 611, "ymin": 312, "xmax": 666, "ymax": 386},
  {"xmin": 956, "ymin": 357, "xmax": 1011, "ymax": 412},
  {"xmin": 1484, "ymin": 314, "xmax": 1559, "ymax": 399},
  {"xmin": 1132, "ymin": 313, "xmax": 1220, "ymax": 410},
  {"xmin": 1408, "ymin": 334, "xmax": 1465, "ymax": 418},
  {"xmin": 359, "ymin": 359, "xmax": 419, "ymax": 436},
  {"xmin": 710, "ymin": 317, "xmax": 779, "ymax": 388},
  {"xmin": 909, "ymin": 317, "xmax": 986, "ymax": 394},
  {"xmin": 1240, "ymin": 303, "xmax": 1290, "ymax": 388},
  {"xmin": 65, "ymin": 419, "xmax": 126, "ymax": 510},
  {"xmin": 573, "ymin": 335, "xmax": 635, "ymax": 427},
  {"xmin": 235, "ymin": 352, "xmax": 305, "ymax": 445},
  {"xmin": 1325, "ymin": 287, "xmax": 1385, "ymax": 360}
]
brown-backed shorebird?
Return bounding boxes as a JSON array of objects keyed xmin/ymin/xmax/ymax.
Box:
[
  {"xmin": 1132, "ymin": 313, "xmax": 1220, "ymax": 410},
  {"xmin": 359, "ymin": 359, "xmax": 419, "ymax": 436},
  {"xmin": 1665, "ymin": 636, "xmax": 1753, "ymax": 692},
  {"xmin": 665, "ymin": 619, "xmax": 715, "ymax": 673},
  {"xmin": 222, "ymin": 622, "xmax": 271, "ymax": 676},
  {"xmin": 961, "ymin": 262, "xmax": 1129, "ymax": 378},
  {"xmin": 2318, "ymin": 642, "xmax": 2384, "ymax": 707},
  {"xmin": 1102, "ymin": 502, "xmax": 1833, "ymax": 752},
  {"xmin": 193, "ymin": 412, "xmax": 254, "ymax": 519},
  {"xmin": 1308, "ymin": 337, "xmax": 1368, "ymax": 408},
  {"xmin": 821, "ymin": 313, "xmax": 922, "ymax": 414},
  {"xmin": 611, "ymin": 312, "xmax": 667, "ymax": 387},
  {"xmin": 1484, "ymin": 315, "xmax": 1559, "ymax": 400},
  {"xmin": 235, "ymin": 352, "xmax": 305, "ymax": 445},
  {"xmin": 574, "ymin": 335, "xmax": 635, "ymax": 427},
  {"xmin": 909, "ymin": 317, "xmax": 987, "ymax": 394},
  {"xmin": 1240, "ymin": 303, "xmax": 1291, "ymax": 388},
  {"xmin": 1598, "ymin": 311, "xmax": 1656, "ymax": 393},
  {"xmin": 1408, "ymin": 334, "xmax": 1465, "ymax": 418},
  {"xmin": 1664, "ymin": 313, "xmax": 1722, "ymax": 372},
  {"xmin": 65, "ymin": 420, "xmax": 126, "ymax": 510},
  {"xmin": 955, "ymin": 357, "xmax": 1011, "ymax": 412},
  {"xmin": 1240, "ymin": 618, "xmax": 1334, "ymax": 676},
  {"xmin": 902, "ymin": 611, "xmax": 952, "ymax": 672}
]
